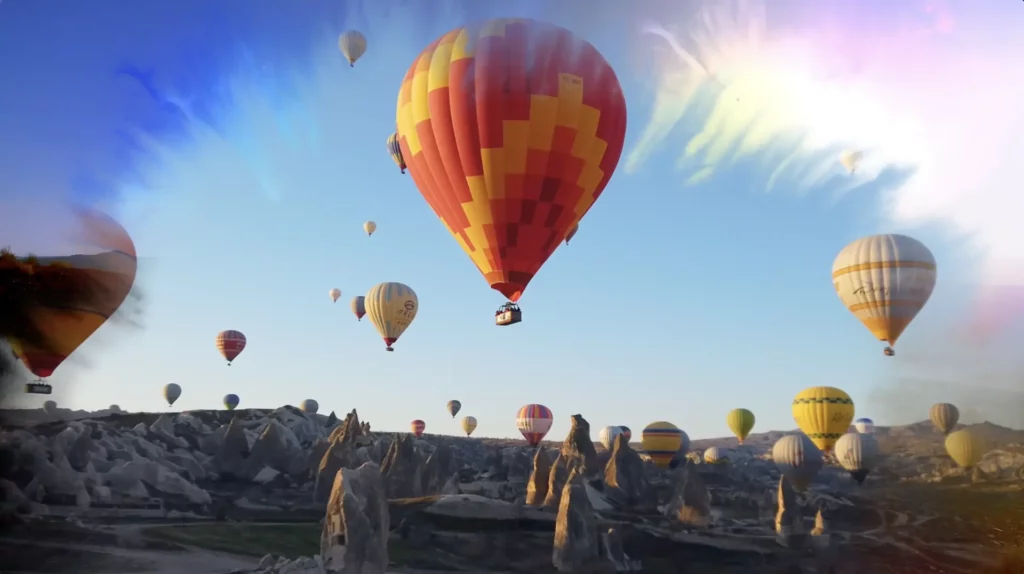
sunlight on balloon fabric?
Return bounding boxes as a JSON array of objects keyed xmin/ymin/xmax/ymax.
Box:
[{"xmin": 395, "ymin": 19, "xmax": 627, "ymax": 302}]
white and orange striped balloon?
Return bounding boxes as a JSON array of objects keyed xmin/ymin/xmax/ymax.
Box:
[
  {"xmin": 216, "ymin": 330, "xmax": 246, "ymax": 365},
  {"xmin": 516, "ymin": 404, "xmax": 553, "ymax": 446},
  {"xmin": 832, "ymin": 234, "xmax": 936, "ymax": 354}
]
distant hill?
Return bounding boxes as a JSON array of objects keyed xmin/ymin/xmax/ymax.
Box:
[
  {"xmin": 34, "ymin": 251, "xmax": 135, "ymax": 275},
  {"xmin": 3, "ymin": 407, "xmax": 1021, "ymax": 452}
]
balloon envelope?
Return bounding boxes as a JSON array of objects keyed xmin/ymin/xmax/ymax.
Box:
[
  {"xmin": 410, "ymin": 419, "xmax": 426, "ymax": 437},
  {"xmin": 703, "ymin": 446, "xmax": 728, "ymax": 464},
  {"xmin": 832, "ymin": 234, "xmax": 936, "ymax": 351},
  {"xmin": 387, "ymin": 132, "xmax": 406, "ymax": 173},
  {"xmin": 945, "ymin": 428, "xmax": 986, "ymax": 469},
  {"xmin": 7, "ymin": 209, "xmax": 137, "ymax": 379},
  {"xmin": 461, "ymin": 416, "xmax": 477, "ymax": 436},
  {"xmin": 363, "ymin": 221, "xmax": 377, "ymax": 236},
  {"xmin": 42, "ymin": 400, "xmax": 57, "ymax": 414},
  {"xmin": 598, "ymin": 425, "xmax": 623, "ymax": 450},
  {"xmin": 930, "ymin": 403, "xmax": 959, "ymax": 435},
  {"xmin": 329, "ymin": 288, "xmax": 341, "ymax": 303},
  {"xmin": 351, "ymin": 296, "xmax": 366, "ymax": 320},
  {"xmin": 163, "ymin": 383, "xmax": 182, "ymax": 406},
  {"xmin": 216, "ymin": 330, "xmax": 246, "ymax": 364},
  {"xmin": 338, "ymin": 30, "xmax": 367, "ymax": 66},
  {"xmin": 364, "ymin": 282, "xmax": 418, "ymax": 351},
  {"xmin": 726, "ymin": 408, "xmax": 755, "ymax": 443},
  {"xmin": 619, "ymin": 426, "xmax": 632, "ymax": 442},
  {"xmin": 854, "ymin": 418, "xmax": 875, "ymax": 434},
  {"xmin": 642, "ymin": 422, "xmax": 683, "ymax": 468},
  {"xmin": 772, "ymin": 434, "xmax": 823, "ymax": 490},
  {"xmin": 447, "ymin": 400, "xmax": 461, "ymax": 418},
  {"xmin": 223, "ymin": 394, "xmax": 240, "ymax": 410},
  {"xmin": 834, "ymin": 432, "xmax": 879, "ymax": 483},
  {"xmin": 516, "ymin": 404, "xmax": 553, "ymax": 446},
  {"xmin": 395, "ymin": 18, "xmax": 628, "ymax": 303},
  {"xmin": 299, "ymin": 399, "xmax": 319, "ymax": 414},
  {"xmin": 792, "ymin": 386, "xmax": 855, "ymax": 452}
]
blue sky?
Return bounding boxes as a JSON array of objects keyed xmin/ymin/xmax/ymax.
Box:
[{"xmin": 2, "ymin": 0, "xmax": 1021, "ymax": 438}]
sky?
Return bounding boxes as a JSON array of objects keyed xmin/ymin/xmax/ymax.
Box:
[{"xmin": 1, "ymin": 0, "xmax": 1022, "ymax": 440}]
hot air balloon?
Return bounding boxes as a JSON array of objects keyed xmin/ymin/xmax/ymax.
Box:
[
  {"xmin": 364, "ymin": 282, "xmax": 418, "ymax": 351},
  {"xmin": 216, "ymin": 330, "xmax": 246, "ymax": 365},
  {"xmin": 163, "ymin": 383, "xmax": 182, "ymax": 406},
  {"xmin": 109, "ymin": 404, "xmax": 121, "ymax": 412},
  {"xmin": 726, "ymin": 408, "xmax": 755, "ymax": 444},
  {"xmin": 642, "ymin": 422, "xmax": 684, "ymax": 468},
  {"xmin": 703, "ymin": 446, "xmax": 728, "ymax": 464},
  {"xmin": 447, "ymin": 400, "xmax": 461, "ymax": 418},
  {"xmin": 42, "ymin": 400, "xmax": 57, "ymax": 415},
  {"xmin": 772, "ymin": 434, "xmax": 824, "ymax": 491},
  {"xmin": 329, "ymin": 288, "xmax": 341, "ymax": 303},
  {"xmin": 839, "ymin": 150, "xmax": 863, "ymax": 174},
  {"xmin": 516, "ymin": 404, "xmax": 553, "ymax": 446},
  {"xmin": 619, "ymin": 426, "xmax": 632, "ymax": 442},
  {"xmin": 565, "ymin": 223, "xmax": 579, "ymax": 245},
  {"xmin": 338, "ymin": 30, "xmax": 367, "ymax": 67},
  {"xmin": 461, "ymin": 416, "xmax": 477, "ymax": 436},
  {"xmin": 223, "ymin": 394, "xmax": 239, "ymax": 410},
  {"xmin": 832, "ymin": 234, "xmax": 936, "ymax": 356},
  {"xmin": 300, "ymin": 399, "xmax": 319, "ymax": 414},
  {"xmin": 598, "ymin": 425, "xmax": 623, "ymax": 450},
  {"xmin": 395, "ymin": 19, "xmax": 628, "ymax": 324},
  {"xmin": 363, "ymin": 221, "xmax": 377, "ymax": 236},
  {"xmin": 7, "ymin": 209, "xmax": 137, "ymax": 387},
  {"xmin": 387, "ymin": 132, "xmax": 406, "ymax": 174},
  {"xmin": 945, "ymin": 428, "xmax": 986, "ymax": 469},
  {"xmin": 351, "ymin": 296, "xmax": 366, "ymax": 321},
  {"xmin": 854, "ymin": 418, "xmax": 875, "ymax": 434},
  {"xmin": 930, "ymin": 403, "xmax": 959, "ymax": 435},
  {"xmin": 834, "ymin": 432, "xmax": 879, "ymax": 484},
  {"xmin": 792, "ymin": 386, "xmax": 855, "ymax": 452},
  {"xmin": 410, "ymin": 419, "xmax": 426, "ymax": 437}
]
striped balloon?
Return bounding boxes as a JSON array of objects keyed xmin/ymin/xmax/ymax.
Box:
[
  {"xmin": 516, "ymin": 404, "xmax": 553, "ymax": 446},
  {"xmin": 410, "ymin": 419, "xmax": 425, "ymax": 437},
  {"xmin": 216, "ymin": 330, "xmax": 246, "ymax": 365},
  {"xmin": 641, "ymin": 421, "xmax": 684, "ymax": 468},
  {"xmin": 387, "ymin": 132, "xmax": 406, "ymax": 173}
]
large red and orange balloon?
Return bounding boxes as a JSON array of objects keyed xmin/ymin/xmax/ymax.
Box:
[
  {"xmin": 9, "ymin": 208, "xmax": 138, "ymax": 379},
  {"xmin": 395, "ymin": 19, "xmax": 627, "ymax": 303}
]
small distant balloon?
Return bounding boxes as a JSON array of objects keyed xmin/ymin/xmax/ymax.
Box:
[
  {"xmin": 299, "ymin": 399, "xmax": 319, "ymax": 414},
  {"xmin": 329, "ymin": 288, "xmax": 341, "ymax": 303},
  {"xmin": 930, "ymin": 403, "xmax": 959, "ymax": 435},
  {"xmin": 619, "ymin": 426, "xmax": 632, "ymax": 442},
  {"xmin": 703, "ymin": 446, "xmax": 728, "ymax": 464},
  {"xmin": 461, "ymin": 416, "xmax": 477, "ymax": 436},
  {"xmin": 641, "ymin": 422, "xmax": 684, "ymax": 468},
  {"xmin": 839, "ymin": 150, "xmax": 863, "ymax": 174},
  {"xmin": 853, "ymin": 418, "xmax": 875, "ymax": 434},
  {"xmin": 338, "ymin": 30, "xmax": 367, "ymax": 67},
  {"xmin": 945, "ymin": 428, "xmax": 986, "ymax": 469},
  {"xmin": 516, "ymin": 404, "xmax": 553, "ymax": 446},
  {"xmin": 216, "ymin": 330, "xmax": 246, "ymax": 365},
  {"xmin": 223, "ymin": 394, "xmax": 240, "ymax": 411},
  {"xmin": 163, "ymin": 383, "xmax": 182, "ymax": 406},
  {"xmin": 42, "ymin": 400, "xmax": 57, "ymax": 415},
  {"xmin": 447, "ymin": 400, "xmax": 461, "ymax": 418},
  {"xmin": 351, "ymin": 296, "xmax": 366, "ymax": 321},
  {"xmin": 387, "ymin": 132, "xmax": 406, "ymax": 174},
  {"xmin": 410, "ymin": 419, "xmax": 425, "ymax": 437},
  {"xmin": 834, "ymin": 431, "xmax": 879, "ymax": 484},
  {"xmin": 726, "ymin": 408, "xmax": 755, "ymax": 444},
  {"xmin": 598, "ymin": 425, "xmax": 623, "ymax": 450},
  {"xmin": 363, "ymin": 221, "xmax": 377, "ymax": 236},
  {"xmin": 364, "ymin": 282, "xmax": 418, "ymax": 351}
]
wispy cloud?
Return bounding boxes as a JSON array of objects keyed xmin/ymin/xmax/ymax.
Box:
[{"xmin": 627, "ymin": 0, "xmax": 1024, "ymax": 296}]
